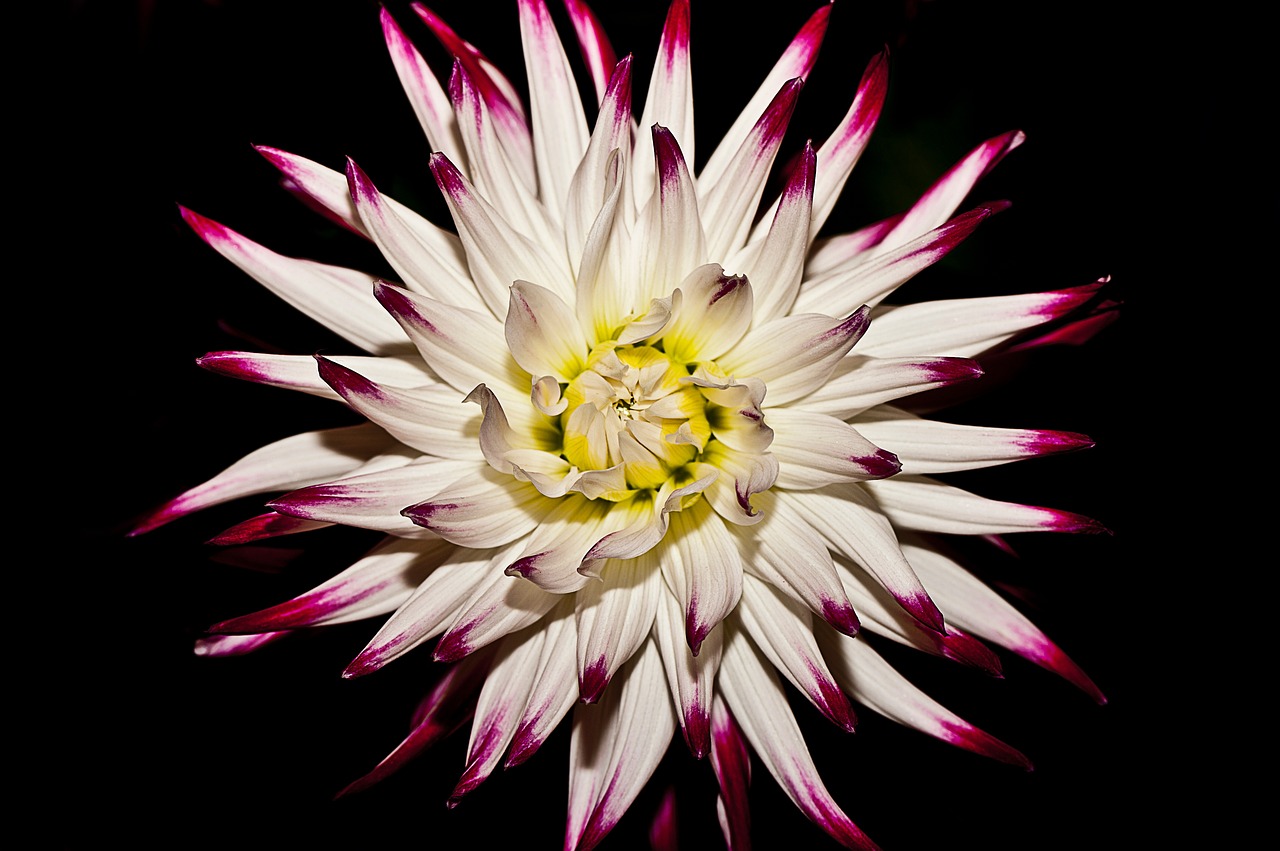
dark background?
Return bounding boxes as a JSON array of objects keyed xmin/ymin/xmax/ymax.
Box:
[{"xmin": 63, "ymin": 0, "xmax": 1174, "ymax": 848}]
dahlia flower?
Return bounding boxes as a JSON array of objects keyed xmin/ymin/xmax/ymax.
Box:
[{"xmin": 134, "ymin": 1, "xmax": 1118, "ymax": 847}]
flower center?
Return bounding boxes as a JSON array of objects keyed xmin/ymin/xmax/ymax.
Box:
[{"xmin": 561, "ymin": 342, "xmax": 712, "ymax": 492}]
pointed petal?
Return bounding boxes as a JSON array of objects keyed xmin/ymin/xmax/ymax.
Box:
[
  {"xmin": 863, "ymin": 475, "xmax": 1111, "ymax": 536},
  {"xmin": 584, "ymin": 474, "xmax": 715, "ymax": 561},
  {"xmin": 653, "ymin": 580, "xmax": 721, "ymax": 758},
  {"xmin": 900, "ymin": 536, "xmax": 1106, "ymax": 702},
  {"xmin": 709, "ymin": 698, "xmax": 752, "ymax": 851},
  {"xmin": 412, "ymin": 2, "xmax": 535, "ymax": 188},
  {"xmin": 254, "ymin": 145, "xmax": 365, "ymax": 236},
  {"xmin": 735, "ymin": 140, "xmax": 815, "ymax": 323},
  {"xmin": 792, "ymin": 355, "xmax": 983, "ymax": 419},
  {"xmin": 344, "ymin": 543, "xmax": 515, "ymax": 677},
  {"xmin": 315, "ymin": 356, "xmax": 482, "ymax": 458},
  {"xmin": 700, "ymin": 78, "xmax": 803, "ymax": 261},
  {"xmin": 856, "ymin": 280, "xmax": 1108, "ymax": 358},
  {"xmin": 211, "ymin": 537, "xmax": 454, "ymax": 633},
  {"xmin": 206, "ymin": 512, "xmax": 333, "ymax": 545},
  {"xmin": 731, "ymin": 489, "xmax": 861, "ymax": 637},
  {"xmin": 738, "ymin": 574, "xmax": 856, "ymax": 731},
  {"xmin": 518, "ymin": 0, "xmax": 590, "ymax": 222},
  {"xmin": 565, "ymin": 640, "xmax": 676, "ymax": 851},
  {"xmin": 346, "ymin": 158, "xmax": 486, "ymax": 309},
  {"xmin": 779, "ymin": 485, "xmax": 945, "ymax": 633},
  {"xmin": 820, "ymin": 630, "xmax": 1032, "ymax": 769},
  {"xmin": 380, "ymin": 6, "xmax": 468, "ymax": 171},
  {"xmin": 429, "ymin": 153, "xmax": 575, "ymax": 314},
  {"xmin": 793, "ymin": 202, "xmax": 1009, "ymax": 317},
  {"xmin": 194, "ymin": 632, "xmax": 287, "ymax": 657},
  {"xmin": 505, "ymin": 494, "xmax": 636, "ymax": 594},
  {"xmin": 719, "ymin": 307, "xmax": 870, "ymax": 406},
  {"xmin": 271, "ymin": 457, "xmax": 476, "ymax": 537},
  {"xmin": 698, "ymin": 2, "xmax": 831, "ymax": 187},
  {"xmin": 575, "ymin": 553, "xmax": 663, "ymax": 704},
  {"xmin": 632, "ymin": 0, "xmax": 693, "ymax": 204},
  {"xmin": 507, "ymin": 597, "xmax": 580, "ymax": 766},
  {"xmin": 765, "ymin": 408, "xmax": 901, "ymax": 489},
  {"xmin": 129, "ymin": 424, "xmax": 397, "ymax": 535},
  {"xmin": 435, "ymin": 569, "xmax": 561, "ymax": 663},
  {"xmin": 403, "ymin": 467, "xmax": 552, "ymax": 547},
  {"xmin": 196, "ymin": 351, "xmax": 436, "ymax": 402},
  {"xmin": 450, "ymin": 626, "xmax": 545, "ymax": 805},
  {"xmin": 661, "ymin": 500, "xmax": 743, "ymax": 655},
  {"xmin": 634, "ymin": 125, "xmax": 706, "ymax": 305},
  {"xmin": 560, "ymin": 0, "xmax": 618, "ymax": 104},
  {"xmin": 852, "ymin": 406, "xmax": 1094, "ymax": 475},
  {"xmin": 178, "ymin": 207, "xmax": 406, "ymax": 354},
  {"xmin": 718, "ymin": 625, "xmax": 880, "ymax": 851},
  {"xmin": 372, "ymin": 281, "xmax": 529, "ymax": 401},
  {"xmin": 337, "ymin": 651, "xmax": 489, "ymax": 796}
]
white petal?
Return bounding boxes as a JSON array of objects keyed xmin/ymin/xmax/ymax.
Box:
[
  {"xmin": 403, "ymin": 466, "xmax": 553, "ymax": 547},
  {"xmin": 435, "ymin": 557, "xmax": 561, "ymax": 662},
  {"xmin": 505, "ymin": 280, "xmax": 587, "ymax": 381},
  {"xmin": 504, "ymin": 495, "xmax": 637, "ymax": 594},
  {"xmin": 632, "ymin": 126, "xmax": 706, "ymax": 306},
  {"xmin": 196, "ymin": 351, "xmax": 438, "ymax": 402},
  {"xmin": 790, "ymin": 355, "xmax": 982, "ymax": 419},
  {"xmin": 653, "ymin": 580, "xmax": 721, "ymax": 758},
  {"xmin": 659, "ymin": 264, "xmax": 753, "ymax": 363},
  {"xmin": 575, "ymin": 552, "xmax": 663, "ymax": 703},
  {"xmin": 863, "ymin": 475, "xmax": 1109, "ymax": 536},
  {"xmin": 507, "ymin": 597, "xmax": 581, "ymax": 766},
  {"xmin": 718, "ymin": 307, "xmax": 870, "ymax": 406},
  {"xmin": 631, "ymin": 0, "xmax": 693, "ymax": 205},
  {"xmin": 766, "ymin": 408, "xmax": 901, "ymax": 489},
  {"xmin": 379, "ymin": 7, "xmax": 467, "ymax": 172},
  {"xmin": 566, "ymin": 640, "xmax": 676, "ymax": 851},
  {"xmin": 661, "ymin": 500, "xmax": 743, "ymax": 655}
]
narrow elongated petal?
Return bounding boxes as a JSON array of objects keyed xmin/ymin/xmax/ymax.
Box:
[
  {"xmin": 372, "ymin": 281, "xmax": 529, "ymax": 400},
  {"xmin": 193, "ymin": 632, "xmax": 287, "ymax": 657},
  {"xmin": 338, "ymin": 651, "xmax": 490, "ymax": 796},
  {"xmin": 254, "ymin": 145, "xmax": 365, "ymax": 236},
  {"xmin": 834, "ymin": 553, "xmax": 1002, "ymax": 674},
  {"xmin": 519, "ymin": 0, "xmax": 590, "ymax": 222},
  {"xmin": 316, "ymin": 356, "xmax": 482, "ymax": 458},
  {"xmin": 566, "ymin": 640, "xmax": 676, "ymax": 851},
  {"xmin": 380, "ymin": 6, "xmax": 468, "ymax": 171},
  {"xmin": 698, "ymin": 2, "xmax": 831, "ymax": 187},
  {"xmin": 507, "ymin": 597, "xmax": 580, "ymax": 766},
  {"xmin": 449, "ymin": 61, "xmax": 560, "ymax": 248},
  {"xmin": 700, "ymin": 78, "xmax": 803, "ymax": 261},
  {"xmin": 345, "ymin": 543, "xmax": 515, "ymax": 677},
  {"xmin": 634, "ymin": 126, "xmax": 706, "ymax": 305},
  {"xmin": 732, "ymin": 490, "xmax": 861, "ymax": 636},
  {"xmin": 178, "ymin": 207, "xmax": 406, "ymax": 354},
  {"xmin": 403, "ymin": 467, "xmax": 551, "ymax": 547},
  {"xmin": 766, "ymin": 408, "xmax": 901, "ymax": 489},
  {"xmin": 820, "ymin": 630, "xmax": 1031, "ymax": 768},
  {"xmin": 710, "ymin": 699, "xmax": 752, "ymax": 851},
  {"xmin": 429, "ymin": 153, "xmax": 575, "ymax": 314},
  {"xmin": 632, "ymin": 0, "xmax": 693, "ymax": 203},
  {"xmin": 211, "ymin": 536, "xmax": 454, "ymax": 633},
  {"xmin": 196, "ymin": 351, "xmax": 437, "ymax": 401},
  {"xmin": 653, "ymin": 582, "xmax": 721, "ymax": 758},
  {"xmin": 271, "ymin": 457, "xmax": 476, "ymax": 537},
  {"xmin": 206, "ymin": 512, "xmax": 333, "ymax": 546},
  {"xmin": 900, "ymin": 537, "xmax": 1105, "ymax": 702},
  {"xmin": 738, "ymin": 575, "xmax": 856, "ymax": 731},
  {"xmin": 575, "ymin": 553, "xmax": 663, "ymax": 703},
  {"xmin": 129, "ymin": 424, "xmax": 397, "ymax": 535},
  {"xmin": 719, "ymin": 307, "xmax": 871, "ymax": 406},
  {"xmin": 853, "ymin": 406, "xmax": 1094, "ymax": 475},
  {"xmin": 412, "ymin": 2, "xmax": 535, "ymax": 189},
  {"xmin": 871, "ymin": 129, "xmax": 1026, "ymax": 258},
  {"xmin": 450, "ymin": 625, "xmax": 545, "ymax": 804},
  {"xmin": 347, "ymin": 158, "xmax": 487, "ymax": 309},
  {"xmin": 505, "ymin": 494, "xmax": 636, "ymax": 594},
  {"xmin": 718, "ymin": 626, "xmax": 880, "ymax": 851},
  {"xmin": 863, "ymin": 475, "xmax": 1110, "ymax": 536},
  {"xmin": 560, "ymin": 0, "xmax": 618, "ymax": 103},
  {"xmin": 734, "ymin": 140, "xmax": 815, "ymax": 323},
  {"xmin": 793, "ymin": 202, "xmax": 1009, "ymax": 316},
  {"xmin": 780, "ymin": 485, "xmax": 945, "ymax": 633},
  {"xmin": 662, "ymin": 500, "xmax": 743, "ymax": 655},
  {"xmin": 855, "ymin": 280, "xmax": 1107, "ymax": 358},
  {"xmin": 793, "ymin": 355, "xmax": 983, "ymax": 419},
  {"xmin": 434, "ymin": 556, "xmax": 561, "ymax": 663}
]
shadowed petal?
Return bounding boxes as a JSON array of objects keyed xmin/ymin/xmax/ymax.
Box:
[
  {"xmin": 560, "ymin": 0, "xmax": 618, "ymax": 104},
  {"xmin": 709, "ymin": 697, "xmax": 752, "ymax": 850},
  {"xmin": 653, "ymin": 582, "xmax": 721, "ymax": 758}
]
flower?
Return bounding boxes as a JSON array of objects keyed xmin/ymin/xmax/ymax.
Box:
[{"xmin": 133, "ymin": 1, "xmax": 1118, "ymax": 848}]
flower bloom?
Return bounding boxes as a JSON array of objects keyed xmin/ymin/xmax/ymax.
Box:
[{"xmin": 135, "ymin": 1, "xmax": 1117, "ymax": 848}]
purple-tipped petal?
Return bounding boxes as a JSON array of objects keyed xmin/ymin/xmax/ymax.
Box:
[
  {"xmin": 193, "ymin": 632, "xmax": 287, "ymax": 657},
  {"xmin": 648, "ymin": 786, "xmax": 679, "ymax": 851},
  {"xmin": 560, "ymin": 0, "xmax": 618, "ymax": 103},
  {"xmin": 710, "ymin": 699, "xmax": 752, "ymax": 851}
]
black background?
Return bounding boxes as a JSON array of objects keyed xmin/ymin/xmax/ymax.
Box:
[{"xmin": 64, "ymin": 0, "xmax": 1175, "ymax": 848}]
